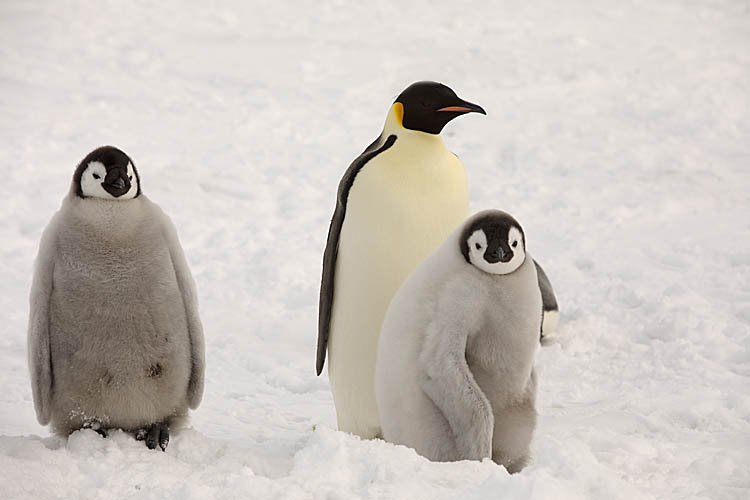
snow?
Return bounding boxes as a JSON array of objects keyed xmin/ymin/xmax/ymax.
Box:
[{"xmin": 1, "ymin": 0, "xmax": 749, "ymax": 498}]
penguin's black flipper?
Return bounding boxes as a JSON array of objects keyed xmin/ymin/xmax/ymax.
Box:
[
  {"xmin": 533, "ymin": 259, "xmax": 559, "ymax": 340},
  {"xmin": 316, "ymin": 134, "xmax": 397, "ymax": 376}
]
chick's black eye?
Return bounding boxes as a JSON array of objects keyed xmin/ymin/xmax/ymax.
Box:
[
  {"xmin": 92, "ymin": 173, "xmax": 100, "ymax": 180},
  {"xmin": 512, "ymin": 241, "xmax": 518, "ymax": 248},
  {"xmin": 128, "ymin": 175, "xmax": 133, "ymax": 180},
  {"xmin": 475, "ymin": 243, "xmax": 481, "ymax": 250}
]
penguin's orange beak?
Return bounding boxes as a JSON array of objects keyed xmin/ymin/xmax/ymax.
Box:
[
  {"xmin": 438, "ymin": 106, "xmax": 472, "ymax": 112},
  {"xmin": 437, "ymin": 101, "xmax": 486, "ymax": 115}
]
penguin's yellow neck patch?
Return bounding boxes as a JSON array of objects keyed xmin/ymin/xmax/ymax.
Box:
[{"xmin": 393, "ymin": 102, "xmax": 404, "ymax": 127}]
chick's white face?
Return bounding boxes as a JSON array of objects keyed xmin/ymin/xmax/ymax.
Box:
[
  {"xmin": 467, "ymin": 226, "xmax": 525, "ymax": 275},
  {"xmin": 80, "ymin": 161, "xmax": 138, "ymax": 200}
]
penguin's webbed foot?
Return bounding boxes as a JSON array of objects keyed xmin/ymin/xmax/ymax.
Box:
[
  {"xmin": 82, "ymin": 421, "xmax": 108, "ymax": 438},
  {"xmin": 135, "ymin": 422, "xmax": 169, "ymax": 451}
]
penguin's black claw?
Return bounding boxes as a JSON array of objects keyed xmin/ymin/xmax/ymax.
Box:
[
  {"xmin": 139, "ymin": 423, "xmax": 169, "ymax": 451},
  {"xmin": 159, "ymin": 426, "xmax": 170, "ymax": 451},
  {"xmin": 83, "ymin": 421, "xmax": 108, "ymax": 438},
  {"xmin": 145, "ymin": 425, "xmax": 159, "ymax": 450}
]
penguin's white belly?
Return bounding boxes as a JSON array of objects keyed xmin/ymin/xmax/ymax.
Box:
[{"xmin": 328, "ymin": 143, "xmax": 469, "ymax": 438}]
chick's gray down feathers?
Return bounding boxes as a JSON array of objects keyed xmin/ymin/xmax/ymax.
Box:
[{"xmin": 28, "ymin": 192, "xmax": 204, "ymax": 435}]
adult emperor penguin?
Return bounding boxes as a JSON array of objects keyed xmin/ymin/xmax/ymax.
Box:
[
  {"xmin": 27, "ymin": 146, "xmax": 205, "ymax": 451},
  {"xmin": 316, "ymin": 81, "xmax": 485, "ymax": 438},
  {"xmin": 376, "ymin": 210, "xmax": 540, "ymax": 473}
]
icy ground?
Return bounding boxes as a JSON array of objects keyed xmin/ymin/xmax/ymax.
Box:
[{"xmin": 1, "ymin": 0, "xmax": 749, "ymax": 498}]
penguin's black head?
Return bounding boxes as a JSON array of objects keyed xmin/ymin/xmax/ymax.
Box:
[
  {"xmin": 394, "ymin": 81, "xmax": 486, "ymax": 135},
  {"xmin": 460, "ymin": 210, "xmax": 526, "ymax": 275},
  {"xmin": 73, "ymin": 146, "xmax": 141, "ymax": 200}
]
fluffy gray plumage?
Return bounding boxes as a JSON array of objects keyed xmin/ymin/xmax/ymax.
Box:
[
  {"xmin": 375, "ymin": 210, "xmax": 541, "ymax": 473},
  {"xmin": 28, "ymin": 147, "xmax": 205, "ymax": 441}
]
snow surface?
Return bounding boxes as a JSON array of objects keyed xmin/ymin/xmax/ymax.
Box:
[{"xmin": 1, "ymin": 0, "xmax": 749, "ymax": 498}]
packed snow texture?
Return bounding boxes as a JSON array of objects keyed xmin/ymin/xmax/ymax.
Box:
[{"xmin": 1, "ymin": 0, "xmax": 749, "ymax": 498}]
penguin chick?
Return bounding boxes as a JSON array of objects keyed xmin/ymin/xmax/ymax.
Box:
[
  {"xmin": 28, "ymin": 146, "xmax": 205, "ymax": 451},
  {"xmin": 376, "ymin": 210, "xmax": 541, "ymax": 472}
]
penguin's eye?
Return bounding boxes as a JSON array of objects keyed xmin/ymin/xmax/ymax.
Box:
[
  {"xmin": 475, "ymin": 243, "xmax": 481, "ymax": 250},
  {"xmin": 512, "ymin": 241, "xmax": 518, "ymax": 248},
  {"xmin": 128, "ymin": 175, "xmax": 133, "ymax": 180},
  {"xmin": 92, "ymin": 173, "xmax": 101, "ymax": 180}
]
